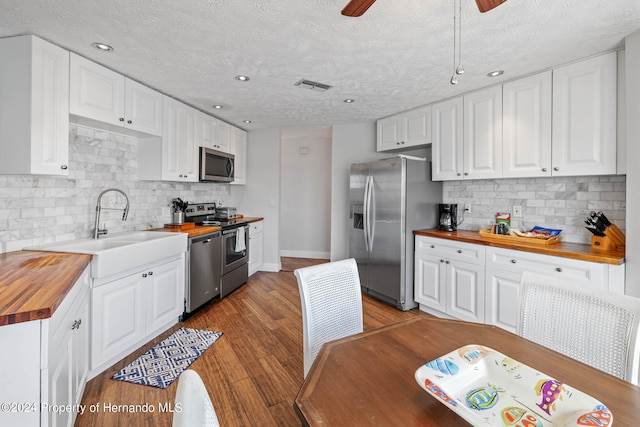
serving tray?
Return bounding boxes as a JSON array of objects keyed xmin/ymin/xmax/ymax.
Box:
[
  {"xmin": 479, "ymin": 228, "xmax": 562, "ymax": 246},
  {"xmin": 415, "ymin": 345, "xmax": 612, "ymax": 426}
]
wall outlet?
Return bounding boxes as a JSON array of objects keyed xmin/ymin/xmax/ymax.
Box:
[
  {"xmin": 464, "ymin": 203, "xmax": 471, "ymax": 213},
  {"xmin": 513, "ymin": 205, "xmax": 522, "ymax": 217}
]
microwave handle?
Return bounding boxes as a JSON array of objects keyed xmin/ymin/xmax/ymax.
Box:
[{"xmin": 226, "ymin": 158, "xmax": 234, "ymax": 178}]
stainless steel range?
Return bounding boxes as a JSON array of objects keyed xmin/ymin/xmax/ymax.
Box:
[{"xmin": 185, "ymin": 203, "xmax": 249, "ymax": 300}]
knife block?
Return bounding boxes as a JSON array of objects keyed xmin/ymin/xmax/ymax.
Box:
[{"xmin": 591, "ymin": 224, "xmax": 625, "ymax": 252}]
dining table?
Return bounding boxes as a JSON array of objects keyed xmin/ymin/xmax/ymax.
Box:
[{"xmin": 294, "ymin": 316, "xmax": 640, "ymax": 426}]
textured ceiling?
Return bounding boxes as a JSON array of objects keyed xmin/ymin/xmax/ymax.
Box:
[{"xmin": 1, "ymin": 0, "xmax": 639, "ymax": 130}]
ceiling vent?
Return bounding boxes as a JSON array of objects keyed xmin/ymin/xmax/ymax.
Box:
[{"xmin": 294, "ymin": 79, "xmax": 332, "ymax": 92}]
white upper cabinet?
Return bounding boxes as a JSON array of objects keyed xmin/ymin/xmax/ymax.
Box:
[
  {"xmin": 0, "ymin": 35, "xmax": 70, "ymax": 175},
  {"xmin": 161, "ymin": 97, "xmax": 198, "ymax": 182},
  {"xmin": 195, "ymin": 111, "xmax": 215, "ymax": 149},
  {"xmin": 432, "ymin": 97, "xmax": 464, "ymax": 180},
  {"xmin": 230, "ymin": 126, "xmax": 247, "ymax": 185},
  {"xmin": 213, "ymin": 118, "xmax": 232, "ymax": 153},
  {"xmin": 70, "ymin": 53, "xmax": 163, "ymax": 136},
  {"xmin": 502, "ymin": 71, "xmax": 553, "ymax": 178},
  {"xmin": 551, "ymin": 52, "xmax": 617, "ymax": 176},
  {"xmin": 463, "ymin": 86, "xmax": 503, "ymax": 179},
  {"xmin": 377, "ymin": 105, "xmax": 431, "ymax": 152}
]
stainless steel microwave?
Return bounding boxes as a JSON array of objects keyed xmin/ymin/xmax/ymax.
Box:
[{"xmin": 200, "ymin": 147, "xmax": 234, "ymax": 182}]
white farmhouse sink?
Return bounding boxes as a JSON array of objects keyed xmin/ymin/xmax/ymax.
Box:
[{"xmin": 28, "ymin": 231, "xmax": 187, "ymax": 279}]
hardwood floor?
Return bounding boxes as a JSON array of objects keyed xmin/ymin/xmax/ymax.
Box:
[{"xmin": 76, "ymin": 258, "xmax": 426, "ymax": 426}]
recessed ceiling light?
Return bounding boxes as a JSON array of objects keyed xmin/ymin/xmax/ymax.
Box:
[
  {"xmin": 343, "ymin": 99, "xmax": 355, "ymax": 103},
  {"xmin": 243, "ymin": 120, "xmax": 252, "ymax": 124},
  {"xmin": 212, "ymin": 105, "xmax": 224, "ymax": 109},
  {"xmin": 92, "ymin": 42, "xmax": 114, "ymax": 52},
  {"xmin": 235, "ymin": 75, "xmax": 250, "ymax": 82},
  {"xmin": 487, "ymin": 70, "xmax": 504, "ymax": 77}
]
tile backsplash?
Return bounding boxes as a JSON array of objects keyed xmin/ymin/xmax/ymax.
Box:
[
  {"xmin": 443, "ymin": 175, "xmax": 626, "ymax": 244},
  {"xmin": 0, "ymin": 125, "xmax": 229, "ymax": 253}
]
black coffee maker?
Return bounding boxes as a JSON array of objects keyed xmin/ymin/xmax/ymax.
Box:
[{"xmin": 438, "ymin": 204, "xmax": 458, "ymax": 231}]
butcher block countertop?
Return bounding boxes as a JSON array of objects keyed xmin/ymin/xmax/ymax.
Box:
[
  {"xmin": 149, "ymin": 216, "xmax": 264, "ymax": 238},
  {"xmin": 0, "ymin": 251, "xmax": 92, "ymax": 326},
  {"xmin": 415, "ymin": 229, "xmax": 625, "ymax": 266}
]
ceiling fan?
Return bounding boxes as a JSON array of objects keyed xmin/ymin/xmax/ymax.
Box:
[{"xmin": 341, "ymin": 0, "xmax": 507, "ymax": 17}]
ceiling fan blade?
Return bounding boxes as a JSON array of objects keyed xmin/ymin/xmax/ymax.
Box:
[
  {"xmin": 341, "ymin": 0, "xmax": 377, "ymax": 17},
  {"xmin": 475, "ymin": 0, "xmax": 507, "ymax": 13}
]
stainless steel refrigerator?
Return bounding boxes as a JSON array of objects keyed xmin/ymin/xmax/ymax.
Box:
[{"xmin": 349, "ymin": 155, "xmax": 442, "ymax": 310}]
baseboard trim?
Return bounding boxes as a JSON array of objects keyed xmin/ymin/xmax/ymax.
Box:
[{"xmin": 280, "ymin": 250, "xmax": 330, "ymax": 259}]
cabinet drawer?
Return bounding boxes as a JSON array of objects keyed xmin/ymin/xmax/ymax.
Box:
[
  {"xmin": 486, "ymin": 247, "xmax": 605, "ymax": 288},
  {"xmin": 249, "ymin": 221, "xmax": 263, "ymax": 235},
  {"xmin": 415, "ymin": 236, "xmax": 485, "ymax": 265}
]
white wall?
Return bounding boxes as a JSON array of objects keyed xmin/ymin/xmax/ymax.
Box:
[
  {"xmin": 280, "ymin": 126, "xmax": 332, "ymax": 258},
  {"xmin": 625, "ymin": 31, "xmax": 640, "ymax": 297},
  {"xmin": 230, "ymin": 128, "xmax": 281, "ymax": 272}
]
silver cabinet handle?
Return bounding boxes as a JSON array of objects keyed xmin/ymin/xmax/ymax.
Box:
[
  {"xmin": 60, "ymin": 165, "xmax": 68, "ymax": 170},
  {"xmin": 457, "ymin": 249, "xmax": 462, "ymax": 254},
  {"xmin": 556, "ymin": 267, "xmax": 562, "ymax": 272},
  {"xmin": 430, "ymin": 245, "xmax": 435, "ymax": 249},
  {"xmin": 542, "ymin": 168, "xmax": 547, "ymax": 172},
  {"xmin": 553, "ymin": 167, "xmax": 559, "ymax": 171},
  {"xmin": 445, "ymin": 260, "xmax": 450, "ymax": 264},
  {"xmin": 464, "ymin": 172, "xmax": 469, "ymax": 176},
  {"xmin": 440, "ymin": 259, "xmax": 445, "ymax": 263},
  {"xmin": 142, "ymin": 273, "xmax": 147, "ymax": 278},
  {"xmin": 127, "ymin": 120, "xmax": 132, "ymax": 124},
  {"xmin": 71, "ymin": 319, "xmax": 82, "ymax": 330},
  {"xmin": 148, "ymin": 271, "xmax": 153, "ymax": 276},
  {"xmin": 510, "ymin": 259, "xmax": 517, "ymax": 264},
  {"xmin": 119, "ymin": 117, "xmax": 125, "ymax": 122},
  {"xmin": 457, "ymin": 173, "xmax": 461, "ymax": 176}
]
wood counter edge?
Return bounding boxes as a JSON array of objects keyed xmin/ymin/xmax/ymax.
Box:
[
  {"xmin": 0, "ymin": 251, "xmax": 92, "ymax": 326},
  {"xmin": 414, "ymin": 229, "xmax": 625, "ymax": 266}
]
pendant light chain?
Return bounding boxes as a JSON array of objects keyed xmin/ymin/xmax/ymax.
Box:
[{"xmin": 450, "ymin": 0, "xmax": 464, "ymax": 85}]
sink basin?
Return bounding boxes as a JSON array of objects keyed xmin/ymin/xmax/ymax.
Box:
[{"xmin": 27, "ymin": 231, "xmax": 187, "ymax": 279}]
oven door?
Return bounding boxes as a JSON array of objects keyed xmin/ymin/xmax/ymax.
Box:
[{"xmin": 222, "ymin": 225, "xmax": 249, "ymax": 274}]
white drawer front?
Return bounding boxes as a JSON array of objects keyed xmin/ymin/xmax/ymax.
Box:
[
  {"xmin": 415, "ymin": 236, "xmax": 485, "ymax": 265},
  {"xmin": 249, "ymin": 220, "xmax": 263, "ymax": 235},
  {"xmin": 487, "ymin": 247, "xmax": 606, "ymax": 288}
]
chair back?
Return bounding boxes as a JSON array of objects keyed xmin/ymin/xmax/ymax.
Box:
[
  {"xmin": 172, "ymin": 369, "xmax": 220, "ymax": 427},
  {"xmin": 518, "ymin": 271, "xmax": 640, "ymax": 385},
  {"xmin": 295, "ymin": 258, "xmax": 364, "ymax": 378}
]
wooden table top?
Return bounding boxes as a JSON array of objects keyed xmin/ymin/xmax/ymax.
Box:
[
  {"xmin": 295, "ymin": 316, "xmax": 640, "ymax": 426},
  {"xmin": 0, "ymin": 250, "xmax": 91, "ymax": 326},
  {"xmin": 415, "ymin": 229, "xmax": 625, "ymax": 265}
]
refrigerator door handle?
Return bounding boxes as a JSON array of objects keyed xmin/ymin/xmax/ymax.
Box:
[
  {"xmin": 363, "ymin": 174, "xmax": 371, "ymax": 252},
  {"xmin": 368, "ymin": 176, "xmax": 376, "ymax": 250}
]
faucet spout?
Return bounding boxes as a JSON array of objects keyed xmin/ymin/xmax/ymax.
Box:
[{"xmin": 94, "ymin": 188, "xmax": 131, "ymax": 239}]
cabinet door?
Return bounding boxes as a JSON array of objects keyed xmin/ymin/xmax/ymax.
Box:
[
  {"xmin": 124, "ymin": 79, "xmax": 163, "ymax": 136},
  {"xmin": 162, "ymin": 97, "xmax": 198, "ymax": 182},
  {"xmin": 146, "ymin": 258, "xmax": 184, "ymax": 335},
  {"xmin": 502, "ymin": 71, "xmax": 552, "ymax": 178},
  {"xmin": 213, "ymin": 118, "xmax": 232, "ymax": 153},
  {"xmin": 552, "ymin": 52, "xmax": 617, "ymax": 176},
  {"xmin": 402, "ymin": 105, "xmax": 431, "ymax": 148},
  {"xmin": 446, "ymin": 260, "xmax": 485, "ymax": 323},
  {"xmin": 71, "ymin": 292, "xmax": 90, "ymax": 407},
  {"xmin": 464, "ymin": 86, "xmax": 503, "ymax": 179},
  {"xmin": 414, "ymin": 252, "xmax": 446, "ymax": 312},
  {"xmin": 432, "ymin": 97, "xmax": 463, "ymax": 180},
  {"xmin": 31, "ymin": 37, "xmax": 70, "ymax": 176},
  {"xmin": 91, "ymin": 273, "xmax": 145, "ymax": 370},
  {"xmin": 196, "ymin": 111, "xmax": 216, "ymax": 149},
  {"xmin": 230, "ymin": 126, "xmax": 247, "ymax": 185},
  {"xmin": 377, "ymin": 114, "xmax": 402, "ymax": 151},
  {"xmin": 49, "ymin": 335, "xmax": 73, "ymax": 427},
  {"xmin": 248, "ymin": 221, "xmax": 264, "ymax": 275},
  {"xmin": 485, "ymin": 268, "xmax": 520, "ymax": 333},
  {"xmin": 69, "ymin": 53, "xmax": 125, "ymax": 126}
]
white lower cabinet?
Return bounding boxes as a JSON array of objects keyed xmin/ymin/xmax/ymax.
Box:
[
  {"xmin": 90, "ymin": 256, "xmax": 184, "ymax": 376},
  {"xmin": 0, "ymin": 266, "xmax": 90, "ymax": 427},
  {"xmin": 415, "ymin": 236, "xmax": 625, "ymax": 333},
  {"xmin": 414, "ymin": 236, "xmax": 486, "ymax": 323},
  {"xmin": 248, "ymin": 220, "xmax": 264, "ymax": 275}
]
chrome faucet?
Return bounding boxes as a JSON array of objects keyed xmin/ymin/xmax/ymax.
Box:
[{"xmin": 94, "ymin": 188, "xmax": 130, "ymax": 239}]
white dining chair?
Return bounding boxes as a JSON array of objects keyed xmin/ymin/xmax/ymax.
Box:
[
  {"xmin": 518, "ymin": 271, "xmax": 640, "ymax": 385},
  {"xmin": 172, "ymin": 369, "xmax": 220, "ymax": 427},
  {"xmin": 295, "ymin": 258, "xmax": 364, "ymax": 378}
]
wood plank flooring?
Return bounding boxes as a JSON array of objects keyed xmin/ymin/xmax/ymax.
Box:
[{"xmin": 75, "ymin": 257, "xmax": 427, "ymax": 427}]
